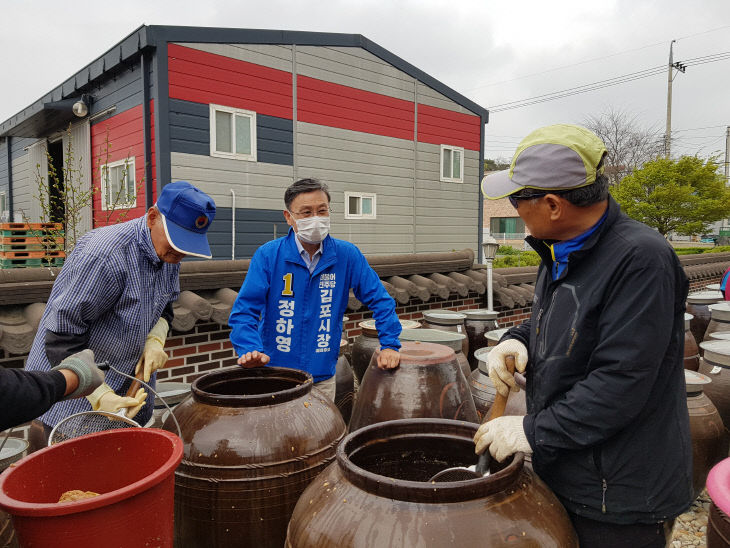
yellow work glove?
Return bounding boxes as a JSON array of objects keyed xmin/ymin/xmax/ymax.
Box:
[
  {"xmin": 135, "ymin": 317, "xmax": 169, "ymax": 383},
  {"xmin": 86, "ymin": 383, "xmax": 147, "ymax": 419}
]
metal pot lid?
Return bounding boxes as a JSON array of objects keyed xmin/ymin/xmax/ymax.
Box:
[
  {"xmin": 684, "ymin": 312, "xmax": 694, "ymax": 331},
  {"xmin": 685, "ymin": 369, "xmax": 711, "ymax": 394},
  {"xmin": 710, "ymin": 302, "xmax": 730, "ymax": 321},
  {"xmin": 399, "ymin": 328, "xmax": 465, "ymax": 352},
  {"xmin": 0, "ymin": 437, "xmax": 29, "ymax": 471},
  {"xmin": 359, "ymin": 318, "xmax": 421, "ymax": 333},
  {"xmin": 485, "ymin": 327, "xmax": 510, "ymax": 343},
  {"xmin": 687, "ymin": 291, "xmax": 723, "ymax": 305},
  {"xmin": 463, "ymin": 309, "xmax": 499, "ymax": 321},
  {"xmin": 422, "ymin": 310, "xmax": 467, "ymax": 325},
  {"xmin": 707, "ymin": 284, "xmax": 722, "ymax": 291},
  {"xmin": 475, "ymin": 347, "xmax": 492, "ymax": 374},
  {"xmin": 700, "ymin": 340, "xmax": 730, "ymax": 368},
  {"xmin": 710, "ymin": 332, "xmax": 730, "ymax": 342},
  {"xmin": 154, "ymin": 381, "xmax": 192, "ymax": 408}
]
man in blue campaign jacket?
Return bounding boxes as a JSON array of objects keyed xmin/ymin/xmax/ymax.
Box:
[{"xmin": 229, "ymin": 178, "xmax": 401, "ymax": 399}]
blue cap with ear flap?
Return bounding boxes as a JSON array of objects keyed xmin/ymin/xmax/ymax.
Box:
[{"xmin": 156, "ymin": 181, "xmax": 216, "ymax": 259}]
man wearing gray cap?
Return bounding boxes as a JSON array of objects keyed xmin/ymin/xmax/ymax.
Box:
[{"xmin": 475, "ymin": 124, "xmax": 691, "ymax": 546}]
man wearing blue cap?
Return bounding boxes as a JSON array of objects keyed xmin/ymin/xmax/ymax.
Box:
[
  {"xmin": 25, "ymin": 181, "xmax": 216, "ymax": 450},
  {"xmin": 474, "ymin": 125, "xmax": 691, "ymax": 546}
]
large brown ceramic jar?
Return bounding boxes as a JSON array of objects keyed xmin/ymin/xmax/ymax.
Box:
[
  {"xmin": 686, "ymin": 370, "xmax": 730, "ymax": 500},
  {"xmin": 688, "ymin": 292, "xmax": 723, "ymax": 347},
  {"xmin": 685, "ymin": 313, "xmax": 700, "ymax": 372},
  {"xmin": 422, "ymin": 310, "xmax": 469, "ymax": 356},
  {"xmin": 464, "ymin": 309, "xmax": 499, "ymax": 370},
  {"xmin": 699, "ymin": 340, "xmax": 730, "ymax": 431},
  {"xmin": 705, "ymin": 303, "xmax": 730, "ymax": 343},
  {"xmin": 486, "ymin": 327, "xmax": 510, "ymax": 347},
  {"xmin": 470, "ymin": 347, "xmax": 527, "ymax": 422},
  {"xmin": 351, "ymin": 318, "xmax": 420, "ymax": 383},
  {"xmin": 285, "ymin": 418, "xmax": 578, "ymax": 547},
  {"xmin": 348, "ymin": 341, "xmax": 478, "ymax": 431},
  {"xmin": 168, "ymin": 367, "xmax": 346, "ymax": 548},
  {"xmin": 399, "ymin": 327, "xmax": 471, "ymax": 380},
  {"xmin": 0, "ymin": 438, "xmax": 27, "ymax": 548},
  {"xmin": 335, "ymin": 338, "xmax": 354, "ymax": 424}
]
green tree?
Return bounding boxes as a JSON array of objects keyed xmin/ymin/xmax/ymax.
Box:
[
  {"xmin": 611, "ymin": 156, "xmax": 730, "ymax": 237},
  {"xmin": 484, "ymin": 158, "xmax": 510, "ymax": 172}
]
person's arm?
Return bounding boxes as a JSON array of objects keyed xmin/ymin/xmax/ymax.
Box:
[
  {"xmin": 523, "ymin": 260, "xmax": 684, "ymax": 464},
  {"xmin": 229, "ymin": 248, "xmax": 271, "ymax": 360},
  {"xmin": 0, "ymin": 368, "xmax": 67, "ymax": 430},
  {"xmin": 43, "ymin": 255, "xmax": 123, "ymax": 367}
]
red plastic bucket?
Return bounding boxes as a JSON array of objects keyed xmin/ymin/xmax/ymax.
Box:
[{"xmin": 0, "ymin": 428, "xmax": 182, "ymax": 548}]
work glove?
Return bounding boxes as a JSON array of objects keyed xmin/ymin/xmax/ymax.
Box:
[
  {"xmin": 50, "ymin": 349, "xmax": 105, "ymax": 400},
  {"xmin": 86, "ymin": 383, "xmax": 148, "ymax": 419},
  {"xmin": 487, "ymin": 338, "xmax": 528, "ymax": 397},
  {"xmin": 135, "ymin": 317, "xmax": 169, "ymax": 383},
  {"xmin": 474, "ymin": 415, "xmax": 532, "ymax": 462}
]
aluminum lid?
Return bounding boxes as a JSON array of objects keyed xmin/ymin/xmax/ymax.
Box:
[
  {"xmin": 400, "ymin": 327, "xmax": 465, "ymax": 353},
  {"xmin": 485, "ymin": 328, "xmax": 510, "ymax": 343},
  {"xmin": 475, "ymin": 347, "xmax": 492, "ymax": 374},
  {"xmin": 710, "ymin": 302, "xmax": 730, "ymax": 322},
  {"xmin": 707, "ymin": 284, "xmax": 722, "ymax": 291},
  {"xmin": 0, "ymin": 437, "xmax": 29, "ymax": 472},
  {"xmin": 463, "ymin": 309, "xmax": 499, "ymax": 321},
  {"xmin": 154, "ymin": 381, "xmax": 192, "ymax": 409},
  {"xmin": 700, "ymin": 340, "xmax": 730, "ymax": 368},
  {"xmin": 685, "ymin": 312, "xmax": 694, "ymax": 331},
  {"xmin": 359, "ymin": 318, "xmax": 421, "ymax": 333},
  {"xmin": 422, "ymin": 310, "xmax": 467, "ymax": 325},
  {"xmin": 685, "ymin": 369, "xmax": 712, "ymax": 395},
  {"xmin": 710, "ymin": 332, "xmax": 730, "ymax": 342},
  {"xmin": 687, "ymin": 291, "xmax": 724, "ymax": 305}
]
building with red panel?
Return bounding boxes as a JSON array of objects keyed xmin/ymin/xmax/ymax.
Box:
[{"xmin": 0, "ymin": 25, "xmax": 489, "ymax": 259}]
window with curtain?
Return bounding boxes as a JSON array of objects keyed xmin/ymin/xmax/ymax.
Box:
[
  {"xmin": 210, "ymin": 104, "xmax": 257, "ymax": 161},
  {"xmin": 490, "ymin": 217, "xmax": 525, "ymax": 234},
  {"xmin": 440, "ymin": 144, "xmax": 464, "ymax": 183}
]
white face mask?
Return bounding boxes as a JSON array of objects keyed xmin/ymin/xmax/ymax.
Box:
[{"xmin": 291, "ymin": 214, "xmax": 330, "ymax": 244}]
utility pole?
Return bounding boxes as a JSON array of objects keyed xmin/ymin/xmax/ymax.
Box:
[
  {"xmin": 725, "ymin": 126, "xmax": 730, "ymax": 183},
  {"xmin": 665, "ymin": 40, "xmax": 686, "ymax": 158}
]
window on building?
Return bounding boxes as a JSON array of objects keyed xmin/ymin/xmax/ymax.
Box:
[
  {"xmin": 100, "ymin": 158, "xmax": 136, "ymax": 211},
  {"xmin": 490, "ymin": 217, "xmax": 525, "ymax": 235},
  {"xmin": 0, "ymin": 192, "xmax": 7, "ymax": 222},
  {"xmin": 210, "ymin": 104, "xmax": 257, "ymax": 161},
  {"xmin": 440, "ymin": 145, "xmax": 464, "ymax": 183},
  {"xmin": 345, "ymin": 192, "xmax": 376, "ymax": 219}
]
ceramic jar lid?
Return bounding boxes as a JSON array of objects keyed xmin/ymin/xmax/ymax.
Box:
[
  {"xmin": 710, "ymin": 302, "xmax": 730, "ymax": 322},
  {"xmin": 687, "ymin": 291, "xmax": 723, "ymax": 305},
  {"xmin": 685, "ymin": 369, "xmax": 711, "ymax": 395},
  {"xmin": 684, "ymin": 312, "xmax": 694, "ymax": 331},
  {"xmin": 707, "ymin": 284, "xmax": 722, "ymax": 291},
  {"xmin": 700, "ymin": 340, "xmax": 730, "ymax": 369},
  {"xmin": 0, "ymin": 438, "xmax": 29, "ymax": 472},
  {"xmin": 463, "ymin": 309, "xmax": 499, "ymax": 321},
  {"xmin": 485, "ymin": 327, "xmax": 510, "ymax": 343},
  {"xmin": 154, "ymin": 381, "xmax": 192, "ymax": 409},
  {"xmin": 400, "ymin": 328, "xmax": 465, "ymax": 353},
  {"xmin": 710, "ymin": 332, "xmax": 730, "ymax": 342},
  {"xmin": 422, "ymin": 310, "xmax": 467, "ymax": 325},
  {"xmin": 475, "ymin": 347, "xmax": 492, "ymax": 374},
  {"xmin": 359, "ymin": 318, "xmax": 421, "ymax": 336}
]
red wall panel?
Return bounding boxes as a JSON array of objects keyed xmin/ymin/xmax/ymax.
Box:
[
  {"xmin": 297, "ymin": 76, "xmax": 414, "ymax": 141},
  {"xmin": 168, "ymin": 44, "xmax": 293, "ymax": 120},
  {"xmin": 417, "ymin": 104, "xmax": 481, "ymax": 151},
  {"xmin": 91, "ymin": 102, "xmax": 154, "ymax": 227}
]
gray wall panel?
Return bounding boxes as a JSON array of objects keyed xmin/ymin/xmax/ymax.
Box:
[
  {"xmin": 204, "ymin": 205, "xmax": 290, "ymax": 260},
  {"xmin": 180, "ymin": 43, "xmax": 293, "ymax": 73},
  {"xmin": 11, "ymin": 155, "xmax": 31, "ymax": 221},
  {"xmin": 88, "ymin": 64, "xmax": 144, "ymax": 121},
  {"xmin": 0, "ymin": 139, "xmax": 8, "ymax": 198},
  {"xmin": 296, "ymin": 46, "xmax": 416, "ymax": 102},
  {"xmin": 169, "ymin": 99, "xmax": 293, "ymax": 166},
  {"xmin": 417, "ymin": 82, "xmax": 477, "ymax": 115}
]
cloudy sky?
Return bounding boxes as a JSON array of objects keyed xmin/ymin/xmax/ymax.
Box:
[{"xmin": 1, "ymin": 0, "xmax": 729, "ymax": 161}]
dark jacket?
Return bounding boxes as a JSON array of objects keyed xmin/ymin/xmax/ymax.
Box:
[
  {"xmin": 0, "ymin": 367, "xmax": 66, "ymax": 430},
  {"xmin": 507, "ymin": 196, "xmax": 692, "ymax": 524}
]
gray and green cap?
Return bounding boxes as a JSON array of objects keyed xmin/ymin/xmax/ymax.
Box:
[{"xmin": 481, "ymin": 124, "xmax": 607, "ymax": 199}]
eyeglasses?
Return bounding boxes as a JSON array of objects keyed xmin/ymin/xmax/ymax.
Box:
[
  {"xmin": 508, "ymin": 190, "xmax": 562, "ymax": 208},
  {"xmin": 290, "ymin": 207, "xmax": 331, "ymax": 218}
]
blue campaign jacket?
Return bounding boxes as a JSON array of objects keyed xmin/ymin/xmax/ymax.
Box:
[{"xmin": 229, "ymin": 229, "xmax": 401, "ymax": 381}]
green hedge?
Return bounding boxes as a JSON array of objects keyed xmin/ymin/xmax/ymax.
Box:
[
  {"xmin": 673, "ymin": 246, "xmax": 730, "ymax": 255},
  {"xmin": 494, "ymin": 251, "xmax": 542, "ymax": 268}
]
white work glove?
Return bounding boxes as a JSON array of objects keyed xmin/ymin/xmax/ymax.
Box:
[
  {"xmin": 135, "ymin": 317, "xmax": 169, "ymax": 382},
  {"xmin": 474, "ymin": 416, "xmax": 532, "ymax": 462},
  {"xmin": 50, "ymin": 349, "xmax": 105, "ymax": 400},
  {"xmin": 487, "ymin": 338, "xmax": 528, "ymax": 397},
  {"xmin": 86, "ymin": 383, "xmax": 148, "ymax": 419}
]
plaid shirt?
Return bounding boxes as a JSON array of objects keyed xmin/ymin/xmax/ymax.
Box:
[{"xmin": 25, "ymin": 216, "xmax": 180, "ymax": 427}]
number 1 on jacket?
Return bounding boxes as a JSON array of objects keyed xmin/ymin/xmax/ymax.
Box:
[{"xmin": 282, "ymin": 273, "xmax": 294, "ymax": 296}]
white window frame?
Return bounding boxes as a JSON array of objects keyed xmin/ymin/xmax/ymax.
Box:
[
  {"xmin": 0, "ymin": 192, "xmax": 7, "ymax": 222},
  {"xmin": 209, "ymin": 104, "xmax": 257, "ymax": 162},
  {"xmin": 345, "ymin": 192, "xmax": 377, "ymax": 220},
  {"xmin": 440, "ymin": 144, "xmax": 465, "ymax": 183},
  {"xmin": 100, "ymin": 157, "xmax": 137, "ymax": 211}
]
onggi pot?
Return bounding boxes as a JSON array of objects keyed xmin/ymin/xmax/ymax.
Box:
[
  {"xmin": 348, "ymin": 341, "xmax": 478, "ymax": 431},
  {"xmin": 351, "ymin": 318, "xmax": 420, "ymax": 383},
  {"xmin": 422, "ymin": 310, "xmax": 469, "ymax": 356},
  {"xmin": 464, "ymin": 309, "xmax": 499, "ymax": 370},
  {"xmin": 686, "ymin": 370, "xmax": 729, "ymax": 500},
  {"xmin": 699, "ymin": 340, "xmax": 730, "ymax": 431},
  {"xmin": 684, "ymin": 313, "xmax": 700, "ymax": 371},
  {"xmin": 399, "ymin": 327, "xmax": 471, "ymax": 380},
  {"xmin": 168, "ymin": 366, "xmax": 346, "ymax": 548},
  {"xmin": 687, "ymin": 292, "xmax": 723, "ymax": 347},
  {"xmin": 335, "ymin": 338, "xmax": 355, "ymax": 424},
  {"xmin": 486, "ymin": 327, "xmax": 510, "ymax": 347},
  {"xmin": 705, "ymin": 303, "xmax": 730, "ymax": 343},
  {"xmin": 285, "ymin": 418, "xmax": 578, "ymax": 547},
  {"xmin": 469, "ymin": 347, "xmax": 527, "ymax": 422}
]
